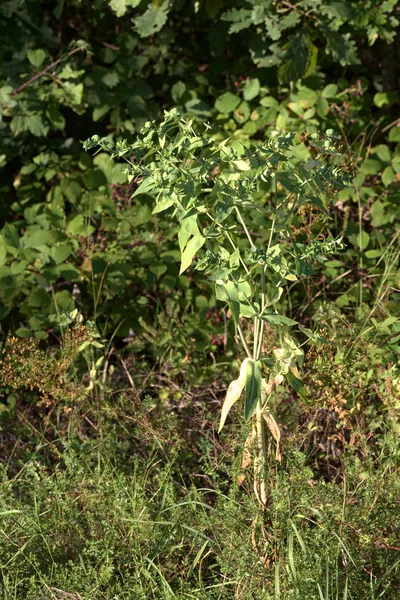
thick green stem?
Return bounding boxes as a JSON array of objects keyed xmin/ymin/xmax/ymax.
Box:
[
  {"xmin": 253, "ymin": 317, "xmax": 259, "ymax": 359},
  {"xmin": 255, "ymin": 266, "xmax": 266, "ymax": 360}
]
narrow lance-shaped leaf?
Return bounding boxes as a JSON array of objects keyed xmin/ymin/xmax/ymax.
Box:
[
  {"xmin": 244, "ymin": 359, "xmax": 262, "ymax": 421},
  {"xmin": 224, "ymin": 280, "xmax": 240, "ymax": 327},
  {"xmin": 285, "ymin": 366, "xmax": 308, "ymax": 403},
  {"xmin": 261, "ymin": 312, "xmax": 298, "ymax": 326},
  {"xmin": 218, "ymin": 357, "xmax": 250, "ymax": 433}
]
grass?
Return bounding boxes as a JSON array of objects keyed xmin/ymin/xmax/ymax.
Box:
[{"xmin": 1, "ymin": 387, "xmax": 399, "ymax": 600}]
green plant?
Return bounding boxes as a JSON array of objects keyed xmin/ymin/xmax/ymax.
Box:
[{"xmin": 84, "ymin": 108, "xmax": 349, "ymax": 504}]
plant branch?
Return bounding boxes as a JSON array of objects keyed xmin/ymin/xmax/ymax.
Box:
[
  {"xmin": 237, "ymin": 324, "xmax": 253, "ymax": 360},
  {"xmin": 6, "ymin": 46, "xmax": 85, "ymax": 103}
]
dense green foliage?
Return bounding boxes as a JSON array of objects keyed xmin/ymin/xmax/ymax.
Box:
[{"xmin": 0, "ymin": 1, "xmax": 399, "ymax": 598}]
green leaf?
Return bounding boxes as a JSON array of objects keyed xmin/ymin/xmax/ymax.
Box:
[
  {"xmin": 109, "ymin": 0, "xmax": 141, "ymax": 17},
  {"xmin": 0, "ymin": 85, "xmax": 13, "ymax": 105},
  {"xmin": 67, "ymin": 215, "xmax": 89, "ymax": 236},
  {"xmin": 205, "ymin": 0, "xmax": 223, "ymax": 19},
  {"xmin": 102, "ymin": 72, "xmax": 120, "ymax": 89},
  {"xmin": 382, "ymin": 165, "xmax": 395, "ymax": 187},
  {"xmin": 132, "ymin": 177, "xmax": 155, "ymax": 197},
  {"xmin": 2, "ymin": 224, "xmax": 20, "ymax": 249},
  {"xmin": 374, "ymin": 144, "xmax": 391, "ymax": 163},
  {"xmin": 11, "ymin": 115, "xmax": 48, "ymax": 137},
  {"xmin": 285, "ymin": 367, "xmax": 307, "ymax": 402},
  {"xmin": 233, "ymin": 101, "xmax": 250, "ymax": 124},
  {"xmin": 361, "ymin": 159, "xmax": 381, "ymax": 175},
  {"xmin": 219, "ymin": 358, "xmax": 249, "ymax": 432},
  {"xmin": 133, "ymin": 1, "xmax": 170, "ymax": 38},
  {"xmin": 27, "ymin": 49, "xmax": 46, "ymax": 68},
  {"xmin": 388, "ymin": 127, "xmax": 400, "ymax": 142},
  {"xmin": 244, "ymin": 360, "xmax": 262, "ymax": 421},
  {"xmin": 215, "ymin": 92, "xmax": 241, "ymax": 114},
  {"xmin": 279, "ymin": 30, "xmax": 318, "ymax": 83},
  {"xmin": 350, "ymin": 230, "xmax": 370, "ymax": 250},
  {"xmin": 171, "ymin": 81, "xmax": 186, "ymax": 103},
  {"xmin": 21, "ymin": 230, "xmax": 55, "ymax": 249},
  {"xmin": 16, "ymin": 327, "xmax": 32, "ymax": 338},
  {"xmin": 243, "ymin": 78, "xmax": 260, "ymax": 101},
  {"xmin": 224, "ymin": 280, "xmax": 240, "ymax": 326},
  {"xmin": 291, "ymin": 143, "xmax": 309, "ymax": 163},
  {"xmin": 323, "ymin": 30, "xmax": 359, "ymax": 66},
  {"xmin": 316, "ymin": 97, "xmax": 329, "ymax": 118},
  {"xmin": 262, "ymin": 313, "xmax": 298, "ymax": 326},
  {"xmin": 179, "ymin": 234, "xmax": 205, "ymax": 274},
  {"xmin": 373, "ymin": 92, "xmax": 398, "ymax": 107},
  {"xmin": 0, "ymin": 236, "xmax": 7, "ymax": 266},
  {"xmin": 322, "ymin": 84, "xmax": 338, "ymax": 98},
  {"xmin": 392, "ymin": 155, "xmax": 400, "ymax": 173},
  {"xmin": 153, "ymin": 195, "xmax": 175, "ymax": 214},
  {"xmin": 50, "ymin": 244, "xmax": 72, "ymax": 265}
]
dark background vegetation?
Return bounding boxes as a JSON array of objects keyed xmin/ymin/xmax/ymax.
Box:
[{"xmin": 0, "ymin": 1, "xmax": 399, "ymax": 598}]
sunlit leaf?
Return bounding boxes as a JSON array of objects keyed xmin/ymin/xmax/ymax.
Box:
[{"xmin": 219, "ymin": 358, "xmax": 250, "ymax": 432}]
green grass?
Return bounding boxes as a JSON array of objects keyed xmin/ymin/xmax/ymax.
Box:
[{"xmin": 1, "ymin": 396, "xmax": 399, "ymax": 600}]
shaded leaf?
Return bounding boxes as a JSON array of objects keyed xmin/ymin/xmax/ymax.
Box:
[
  {"xmin": 261, "ymin": 313, "xmax": 298, "ymax": 326},
  {"xmin": 244, "ymin": 359, "xmax": 262, "ymax": 421},
  {"xmin": 285, "ymin": 367, "xmax": 308, "ymax": 402},
  {"xmin": 279, "ymin": 30, "xmax": 318, "ymax": 83}
]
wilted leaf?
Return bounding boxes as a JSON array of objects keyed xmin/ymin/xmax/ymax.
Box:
[
  {"xmin": 263, "ymin": 411, "xmax": 282, "ymax": 462},
  {"xmin": 219, "ymin": 358, "xmax": 250, "ymax": 432}
]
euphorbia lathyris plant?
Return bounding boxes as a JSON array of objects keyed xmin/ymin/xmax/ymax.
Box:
[{"xmin": 84, "ymin": 109, "xmax": 348, "ymax": 505}]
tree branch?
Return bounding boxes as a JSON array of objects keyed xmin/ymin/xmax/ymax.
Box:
[{"xmin": 5, "ymin": 46, "xmax": 85, "ymax": 103}]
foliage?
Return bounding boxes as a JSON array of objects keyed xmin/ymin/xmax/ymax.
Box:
[
  {"xmin": 0, "ymin": 319, "xmax": 103, "ymax": 411},
  {"xmin": 0, "ymin": 0, "xmax": 399, "ymax": 351},
  {"xmin": 0, "ymin": 0, "xmax": 399, "ymax": 596},
  {"xmin": 1, "ymin": 403, "xmax": 399, "ymax": 599},
  {"xmin": 84, "ymin": 109, "xmax": 352, "ymax": 503}
]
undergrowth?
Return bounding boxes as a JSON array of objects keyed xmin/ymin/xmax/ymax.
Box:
[{"xmin": 1, "ymin": 379, "xmax": 399, "ymax": 600}]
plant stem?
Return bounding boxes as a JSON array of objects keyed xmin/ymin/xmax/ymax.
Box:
[
  {"xmin": 255, "ymin": 266, "xmax": 267, "ymax": 360},
  {"xmin": 253, "ymin": 317, "xmax": 259, "ymax": 359},
  {"xmin": 235, "ymin": 206, "xmax": 254, "ymax": 247},
  {"xmin": 237, "ymin": 323, "xmax": 253, "ymax": 359},
  {"xmin": 225, "ymin": 231, "xmax": 250, "ymax": 275},
  {"xmin": 6, "ymin": 46, "xmax": 85, "ymax": 102}
]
